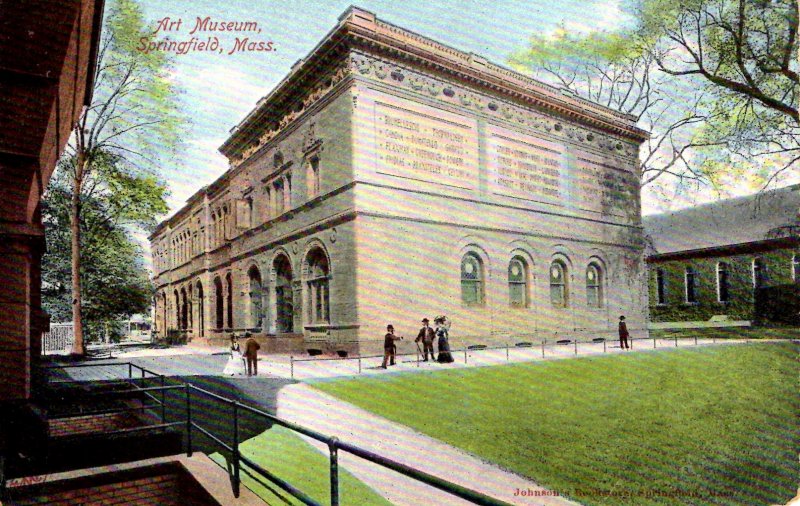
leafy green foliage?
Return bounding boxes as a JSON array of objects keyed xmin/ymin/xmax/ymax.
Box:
[
  {"xmin": 55, "ymin": 0, "xmax": 186, "ymax": 349},
  {"xmin": 509, "ymin": 0, "xmax": 798, "ymax": 200},
  {"xmin": 42, "ymin": 160, "xmax": 165, "ymax": 339}
]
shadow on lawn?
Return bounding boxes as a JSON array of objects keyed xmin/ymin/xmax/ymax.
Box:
[{"xmin": 159, "ymin": 375, "xmax": 297, "ymax": 467}]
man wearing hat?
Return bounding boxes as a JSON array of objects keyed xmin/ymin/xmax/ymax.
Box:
[
  {"xmin": 381, "ymin": 324, "xmax": 403, "ymax": 369},
  {"xmin": 415, "ymin": 318, "xmax": 436, "ymax": 361},
  {"xmin": 618, "ymin": 315, "xmax": 630, "ymax": 350}
]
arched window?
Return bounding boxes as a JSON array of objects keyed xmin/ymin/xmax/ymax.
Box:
[
  {"xmin": 752, "ymin": 257, "xmax": 767, "ymax": 288},
  {"xmin": 248, "ymin": 266, "xmax": 263, "ymax": 330},
  {"xmin": 508, "ymin": 257, "xmax": 528, "ymax": 307},
  {"xmin": 225, "ymin": 272, "xmax": 234, "ymax": 329},
  {"xmin": 461, "ymin": 253, "xmax": 484, "ymax": 305},
  {"xmin": 550, "ymin": 260, "xmax": 568, "ymax": 307},
  {"xmin": 586, "ymin": 263, "xmax": 603, "ymax": 307},
  {"xmin": 685, "ymin": 266, "xmax": 697, "ymax": 303},
  {"xmin": 305, "ymin": 248, "xmax": 330, "ymax": 324},
  {"xmin": 717, "ymin": 262, "xmax": 730, "ymax": 303},
  {"xmin": 656, "ymin": 268, "xmax": 667, "ymax": 305},
  {"xmin": 214, "ymin": 277, "xmax": 224, "ymax": 329}
]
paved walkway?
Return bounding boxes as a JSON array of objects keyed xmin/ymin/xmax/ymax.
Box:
[{"xmin": 276, "ymin": 383, "xmax": 578, "ymax": 506}]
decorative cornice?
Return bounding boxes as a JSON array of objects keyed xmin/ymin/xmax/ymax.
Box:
[{"xmin": 220, "ymin": 6, "xmax": 647, "ymax": 161}]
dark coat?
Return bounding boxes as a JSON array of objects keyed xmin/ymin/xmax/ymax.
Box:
[
  {"xmin": 244, "ymin": 338, "xmax": 261, "ymax": 358},
  {"xmin": 416, "ymin": 326, "xmax": 435, "ymax": 344}
]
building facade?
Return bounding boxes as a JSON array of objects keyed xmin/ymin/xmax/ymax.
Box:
[
  {"xmin": 644, "ymin": 185, "xmax": 800, "ymax": 325},
  {"xmin": 150, "ymin": 7, "xmax": 649, "ymax": 348}
]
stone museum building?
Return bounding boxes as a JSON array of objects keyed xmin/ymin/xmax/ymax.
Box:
[
  {"xmin": 149, "ymin": 7, "xmax": 650, "ymax": 348},
  {"xmin": 645, "ymin": 185, "xmax": 800, "ymax": 326}
]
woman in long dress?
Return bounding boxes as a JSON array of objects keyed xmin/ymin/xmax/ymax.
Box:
[
  {"xmin": 223, "ymin": 336, "xmax": 246, "ymax": 376},
  {"xmin": 434, "ymin": 316, "xmax": 454, "ymax": 363}
]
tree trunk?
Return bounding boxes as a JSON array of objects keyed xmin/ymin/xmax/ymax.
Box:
[{"xmin": 70, "ymin": 151, "xmax": 85, "ymax": 356}]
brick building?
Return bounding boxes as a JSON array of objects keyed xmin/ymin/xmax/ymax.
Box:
[
  {"xmin": 644, "ymin": 185, "xmax": 800, "ymax": 325},
  {"xmin": 150, "ymin": 7, "xmax": 650, "ymax": 349}
]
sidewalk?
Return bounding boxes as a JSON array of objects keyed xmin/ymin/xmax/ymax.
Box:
[
  {"xmin": 276, "ymin": 383, "xmax": 579, "ymax": 506},
  {"xmin": 258, "ymin": 337, "xmax": 751, "ymax": 381}
]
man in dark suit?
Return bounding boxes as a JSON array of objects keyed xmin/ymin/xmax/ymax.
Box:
[
  {"xmin": 381, "ymin": 324, "xmax": 403, "ymax": 369},
  {"xmin": 415, "ymin": 318, "xmax": 436, "ymax": 361},
  {"xmin": 618, "ymin": 315, "xmax": 630, "ymax": 350},
  {"xmin": 243, "ymin": 332, "xmax": 261, "ymax": 376}
]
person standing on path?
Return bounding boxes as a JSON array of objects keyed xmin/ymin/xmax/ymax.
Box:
[
  {"xmin": 415, "ymin": 318, "xmax": 436, "ymax": 361},
  {"xmin": 618, "ymin": 315, "xmax": 630, "ymax": 350},
  {"xmin": 244, "ymin": 332, "xmax": 261, "ymax": 376},
  {"xmin": 381, "ymin": 324, "xmax": 403, "ymax": 369}
]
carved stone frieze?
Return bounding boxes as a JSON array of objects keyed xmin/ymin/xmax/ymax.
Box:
[{"xmin": 348, "ymin": 51, "xmax": 638, "ymax": 160}]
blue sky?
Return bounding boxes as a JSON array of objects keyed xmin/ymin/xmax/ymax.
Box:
[{"xmin": 133, "ymin": 0, "xmax": 644, "ymax": 217}]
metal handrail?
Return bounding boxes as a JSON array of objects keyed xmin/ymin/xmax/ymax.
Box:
[{"xmin": 185, "ymin": 382, "xmax": 512, "ymax": 506}]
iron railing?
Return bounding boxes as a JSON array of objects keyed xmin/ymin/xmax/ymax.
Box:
[
  {"xmin": 38, "ymin": 361, "xmax": 513, "ymax": 506},
  {"xmin": 288, "ymin": 332, "xmax": 720, "ymax": 378}
]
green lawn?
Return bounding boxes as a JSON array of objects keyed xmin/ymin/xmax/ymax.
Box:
[
  {"xmin": 210, "ymin": 425, "xmax": 391, "ymax": 506},
  {"xmin": 313, "ymin": 342, "xmax": 799, "ymax": 506}
]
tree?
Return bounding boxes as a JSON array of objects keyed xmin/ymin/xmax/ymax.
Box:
[
  {"xmin": 63, "ymin": 0, "xmax": 184, "ymax": 354},
  {"xmin": 509, "ymin": 28, "xmax": 723, "ymax": 191},
  {"xmin": 643, "ymin": 0, "xmax": 799, "ymax": 188},
  {"xmin": 509, "ymin": 0, "xmax": 798, "ymax": 199},
  {"xmin": 42, "ymin": 163, "xmax": 165, "ymax": 339}
]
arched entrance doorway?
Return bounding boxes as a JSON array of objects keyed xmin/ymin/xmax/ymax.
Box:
[
  {"xmin": 214, "ymin": 277, "xmax": 224, "ymax": 329},
  {"xmin": 196, "ymin": 281, "xmax": 204, "ymax": 337},
  {"xmin": 274, "ymin": 255, "xmax": 293, "ymax": 333},
  {"xmin": 304, "ymin": 247, "xmax": 330, "ymax": 325},
  {"xmin": 248, "ymin": 266, "xmax": 263, "ymax": 330}
]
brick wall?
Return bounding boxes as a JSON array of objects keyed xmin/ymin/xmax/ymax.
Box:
[
  {"xmin": 8, "ymin": 462, "xmax": 219, "ymax": 505},
  {"xmin": 48, "ymin": 411, "xmax": 141, "ymax": 438}
]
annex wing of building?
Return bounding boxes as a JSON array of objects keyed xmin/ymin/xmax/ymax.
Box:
[{"xmin": 149, "ymin": 7, "xmax": 650, "ymax": 348}]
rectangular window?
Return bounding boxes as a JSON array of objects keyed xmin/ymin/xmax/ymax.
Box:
[
  {"xmin": 656, "ymin": 269, "xmax": 666, "ymax": 305},
  {"xmin": 717, "ymin": 263, "xmax": 730, "ymax": 303},
  {"xmin": 685, "ymin": 267, "xmax": 697, "ymax": 304},
  {"xmin": 274, "ymin": 180, "xmax": 285, "ymax": 215},
  {"xmin": 308, "ymin": 157, "xmax": 320, "ymax": 199}
]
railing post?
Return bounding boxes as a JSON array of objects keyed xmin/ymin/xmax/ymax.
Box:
[
  {"xmin": 358, "ymin": 356, "xmax": 362, "ymax": 374},
  {"xmin": 160, "ymin": 375, "xmax": 166, "ymax": 424},
  {"xmin": 290, "ymin": 356, "xmax": 294, "ymax": 379},
  {"xmin": 128, "ymin": 363, "xmax": 132, "ymax": 380},
  {"xmin": 675, "ymin": 335, "xmax": 678, "ymax": 347},
  {"xmin": 603, "ymin": 339, "xmax": 607, "ymax": 353},
  {"xmin": 328, "ymin": 437, "xmax": 340, "ymax": 506},
  {"xmin": 232, "ymin": 400, "xmax": 240, "ymax": 498},
  {"xmin": 463, "ymin": 347, "xmax": 467, "ymax": 364},
  {"xmin": 574, "ymin": 339, "xmax": 578, "ymax": 356},
  {"xmin": 695, "ymin": 334, "xmax": 698, "ymax": 346},
  {"xmin": 654, "ymin": 336, "xmax": 657, "ymax": 348},
  {"xmin": 186, "ymin": 384, "xmax": 193, "ymax": 457},
  {"xmin": 541, "ymin": 339, "xmax": 545, "ymax": 358},
  {"xmin": 506, "ymin": 345, "xmax": 509, "ymax": 361},
  {"xmin": 630, "ymin": 337, "xmax": 634, "ymax": 350}
]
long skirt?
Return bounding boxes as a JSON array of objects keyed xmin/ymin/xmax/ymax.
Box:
[
  {"xmin": 437, "ymin": 337, "xmax": 454, "ymax": 363},
  {"xmin": 223, "ymin": 351, "xmax": 247, "ymax": 376}
]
